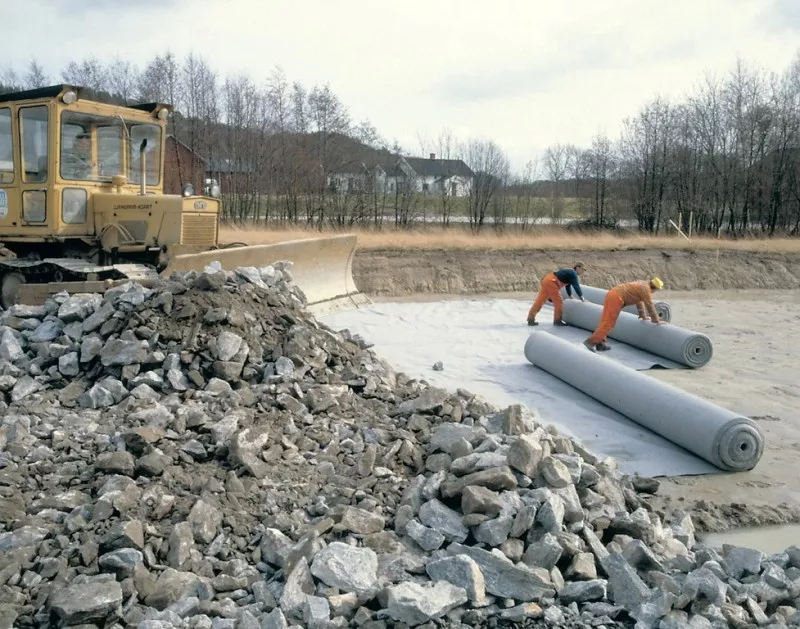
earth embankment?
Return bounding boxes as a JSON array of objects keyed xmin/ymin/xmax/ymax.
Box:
[{"xmin": 353, "ymin": 248, "xmax": 800, "ymax": 296}]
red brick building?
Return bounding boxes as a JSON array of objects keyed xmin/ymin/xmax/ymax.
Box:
[
  {"xmin": 163, "ymin": 135, "xmax": 206, "ymax": 196},
  {"xmin": 206, "ymin": 157, "xmax": 257, "ymax": 196}
]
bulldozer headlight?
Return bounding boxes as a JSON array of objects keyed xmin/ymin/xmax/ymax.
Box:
[
  {"xmin": 182, "ymin": 183, "xmax": 195, "ymax": 197},
  {"xmin": 210, "ymin": 183, "xmax": 221, "ymax": 198},
  {"xmin": 62, "ymin": 90, "xmax": 78, "ymax": 104},
  {"xmin": 157, "ymin": 107, "xmax": 169, "ymax": 120}
]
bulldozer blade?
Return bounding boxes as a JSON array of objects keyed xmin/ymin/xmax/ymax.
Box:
[{"xmin": 161, "ymin": 234, "xmax": 371, "ymax": 316}]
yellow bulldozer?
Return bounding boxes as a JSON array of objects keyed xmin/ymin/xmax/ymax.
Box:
[{"xmin": 0, "ymin": 84, "xmax": 368, "ymax": 315}]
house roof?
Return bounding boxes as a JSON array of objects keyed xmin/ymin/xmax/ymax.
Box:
[
  {"xmin": 166, "ymin": 134, "xmax": 207, "ymax": 164},
  {"xmin": 402, "ymin": 157, "xmax": 475, "ymax": 178}
]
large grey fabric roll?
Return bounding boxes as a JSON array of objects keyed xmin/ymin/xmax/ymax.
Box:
[
  {"xmin": 561, "ymin": 300, "xmax": 712, "ymax": 369},
  {"xmin": 561, "ymin": 284, "xmax": 672, "ymax": 323},
  {"xmin": 523, "ymin": 331, "xmax": 764, "ymax": 472}
]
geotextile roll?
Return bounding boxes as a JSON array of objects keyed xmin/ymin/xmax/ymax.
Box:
[
  {"xmin": 561, "ymin": 284, "xmax": 672, "ymax": 323},
  {"xmin": 561, "ymin": 300, "xmax": 712, "ymax": 369},
  {"xmin": 523, "ymin": 331, "xmax": 764, "ymax": 472}
]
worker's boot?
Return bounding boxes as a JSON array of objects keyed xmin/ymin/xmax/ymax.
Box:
[
  {"xmin": 527, "ymin": 318, "xmax": 538, "ymax": 326},
  {"xmin": 553, "ymin": 320, "xmax": 568, "ymax": 327},
  {"xmin": 582, "ymin": 340, "xmax": 597, "ymax": 353},
  {"xmin": 596, "ymin": 341, "xmax": 611, "ymax": 351}
]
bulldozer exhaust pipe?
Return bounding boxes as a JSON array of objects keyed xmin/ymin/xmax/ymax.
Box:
[{"xmin": 139, "ymin": 138, "xmax": 147, "ymax": 195}]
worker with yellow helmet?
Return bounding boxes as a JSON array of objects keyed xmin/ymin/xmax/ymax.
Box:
[{"xmin": 583, "ymin": 278, "xmax": 667, "ymax": 352}]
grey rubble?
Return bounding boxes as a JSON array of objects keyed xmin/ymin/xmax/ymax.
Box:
[{"xmin": 0, "ymin": 263, "xmax": 792, "ymax": 629}]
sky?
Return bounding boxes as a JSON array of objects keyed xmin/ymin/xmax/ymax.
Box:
[{"xmin": 4, "ymin": 0, "xmax": 799, "ymax": 172}]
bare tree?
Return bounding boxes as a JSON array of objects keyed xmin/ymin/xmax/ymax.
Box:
[
  {"xmin": 61, "ymin": 57, "xmax": 107, "ymax": 91},
  {"xmin": 566, "ymin": 143, "xmax": 589, "ymax": 208},
  {"xmin": 219, "ymin": 75, "xmax": 263, "ymax": 220},
  {"xmin": 306, "ymin": 83, "xmax": 351, "ymax": 225},
  {"xmin": 686, "ymin": 72, "xmax": 729, "ymax": 232},
  {"xmin": 543, "ymin": 143, "xmax": 570, "ymax": 222},
  {"xmin": 586, "ymin": 132, "xmax": 614, "ymax": 226},
  {"xmin": 420, "ymin": 128, "xmax": 460, "ymax": 226},
  {"xmin": 721, "ymin": 58, "xmax": 771, "ymax": 233},
  {"xmin": 507, "ymin": 159, "xmax": 549, "ymax": 228},
  {"xmin": 763, "ymin": 57, "xmax": 800, "ymax": 235},
  {"xmin": 619, "ymin": 96, "xmax": 677, "ymax": 233},
  {"xmin": 106, "ymin": 58, "xmax": 139, "ymax": 104},
  {"xmin": 352, "ymin": 119, "xmax": 385, "ymax": 149},
  {"xmin": 24, "ymin": 60, "xmax": 49, "ymax": 89},
  {"xmin": 137, "ymin": 52, "xmax": 182, "ymax": 106},
  {"xmin": 290, "ymin": 82, "xmax": 308, "ymax": 133},
  {"xmin": 0, "ymin": 67, "xmax": 22, "ymax": 92},
  {"xmin": 462, "ymin": 139, "xmax": 510, "ymax": 230},
  {"xmin": 266, "ymin": 67, "xmax": 300, "ymax": 222}
]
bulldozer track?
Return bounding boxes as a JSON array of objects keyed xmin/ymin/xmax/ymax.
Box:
[{"xmin": 0, "ymin": 258, "xmax": 160, "ymax": 285}]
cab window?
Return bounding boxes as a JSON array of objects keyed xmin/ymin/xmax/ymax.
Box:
[
  {"xmin": 0, "ymin": 108, "xmax": 12, "ymax": 183},
  {"xmin": 61, "ymin": 110, "xmax": 125, "ymax": 182},
  {"xmin": 20, "ymin": 106, "xmax": 48, "ymax": 183}
]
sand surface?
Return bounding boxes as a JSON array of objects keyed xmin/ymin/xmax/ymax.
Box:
[
  {"xmin": 322, "ymin": 288, "xmax": 800, "ymax": 530},
  {"xmin": 636, "ymin": 289, "xmax": 800, "ymax": 529}
]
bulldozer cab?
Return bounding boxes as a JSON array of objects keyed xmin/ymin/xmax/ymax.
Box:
[{"xmin": 0, "ymin": 84, "xmax": 221, "ymax": 267}]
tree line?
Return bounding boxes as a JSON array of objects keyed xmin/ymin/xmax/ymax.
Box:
[
  {"xmin": 536, "ymin": 55, "xmax": 800, "ymax": 237},
  {"xmin": 2, "ymin": 50, "xmax": 799, "ymax": 236}
]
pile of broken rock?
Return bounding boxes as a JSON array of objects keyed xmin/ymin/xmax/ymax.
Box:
[{"xmin": 0, "ymin": 262, "xmax": 797, "ymax": 629}]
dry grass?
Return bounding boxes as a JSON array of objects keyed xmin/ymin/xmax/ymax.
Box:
[{"xmin": 219, "ymin": 222, "xmax": 800, "ymax": 254}]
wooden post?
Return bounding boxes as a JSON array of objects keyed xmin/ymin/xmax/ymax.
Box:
[
  {"xmin": 689, "ymin": 211, "xmax": 694, "ymax": 241},
  {"xmin": 668, "ymin": 219, "xmax": 690, "ymax": 242}
]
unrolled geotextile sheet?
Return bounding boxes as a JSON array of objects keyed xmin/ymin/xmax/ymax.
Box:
[
  {"xmin": 561, "ymin": 284, "xmax": 673, "ymax": 322},
  {"xmin": 524, "ymin": 331, "xmax": 764, "ymax": 471},
  {"xmin": 561, "ymin": 300, "xmax": 713, "ymax": 369},
  {"xmin": 321, "ymin": 298, "xmax": 726, "ymax": 477}
]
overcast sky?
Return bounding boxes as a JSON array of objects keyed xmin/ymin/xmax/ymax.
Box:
[{"xmin": 4, "ymin": 0, "xmax": 800, "ymax": 171}]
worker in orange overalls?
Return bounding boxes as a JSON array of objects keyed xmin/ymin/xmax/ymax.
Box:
[
  {"xmin": 527, "ymin": 263, "xmax": 586, "ymax": 326},
  {"xmin": 583, "ymin": 277, "xmax": 666, "ymax": 352}
]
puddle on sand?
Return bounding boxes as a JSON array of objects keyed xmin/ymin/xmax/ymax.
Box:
[{"xmin": 700, "ymin": 523, "xmax": 800, "ymax": 555}]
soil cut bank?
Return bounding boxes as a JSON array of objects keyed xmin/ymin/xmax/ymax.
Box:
[{"xmin": 353, "ymin": 248, "xmax": 800, "ymax": 296}]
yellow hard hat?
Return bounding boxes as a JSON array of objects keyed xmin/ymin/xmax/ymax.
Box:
[{"xmin": 651, "ymin": 277, "xmax": 664, "ymax": 290}]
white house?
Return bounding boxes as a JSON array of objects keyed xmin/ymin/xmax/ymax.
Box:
[
  {"xmin": 327, "ymin": 161, "xmax": 389, "ymax": 195},
  {"xmin": 328, "ymin": 152, "xmax": 475, "ymax": 197},
  {"xmin": 388, "ymin": 154, "xmax": 474, "ymax": 197}
]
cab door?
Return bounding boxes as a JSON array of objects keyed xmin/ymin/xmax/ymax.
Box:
[
  {"xmin": 0, "ymin": 106, "xmax": 19, "ymax": 231},
  {"xmin": 17, "ymin": 104, "xmax": 50, "ymax": 233}
]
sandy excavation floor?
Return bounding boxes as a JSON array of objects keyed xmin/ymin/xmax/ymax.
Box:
[
  {"xmin": 354, "ymin": 288, "xmax": 800, "ymax": 531},
  {"xmin": 635, "ymin": 289, "xmax": 800, "ymax": 530}
]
